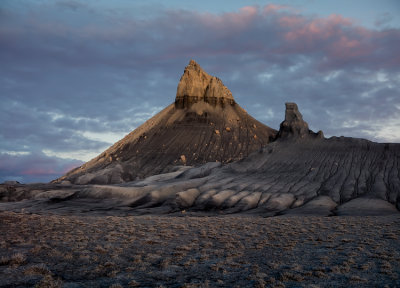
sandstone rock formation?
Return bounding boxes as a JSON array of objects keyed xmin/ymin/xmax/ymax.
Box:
[
  {"xmin": 53, "ymin": 60, "xmax": 277, "ymax": 185},
  {"xmin": 277, "ymin": 102, "xmax": 323, "ymax": 139},
  {"xmin": 175, "ymin": 60, "xmax": 234, "ymax": 109}
]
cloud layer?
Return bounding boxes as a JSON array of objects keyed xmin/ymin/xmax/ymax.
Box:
[
  {"xmin": 1, "ymin": 1, "xmax": 399, "ymax": 182},
  {"xmin": 0, "ymin": 152, "xmax": 83, "ymax": 183}
]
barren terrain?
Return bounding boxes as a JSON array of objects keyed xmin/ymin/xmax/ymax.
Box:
[
  {"xmin": 1, "ymin": 212, "xmax": 399, "ymax": 287},
  {"xmin": 1, "ymin": 61, "xmax": 399, "ymax": 287},
  {"xmin": 2, "ymin": 136, "xmax": 399, "ymax": 217}
]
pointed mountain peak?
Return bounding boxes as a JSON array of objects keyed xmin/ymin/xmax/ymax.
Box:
[
  {"xmin": 54, "ymin": 60, "xmax": 278, "ymax": 185},
  {"xmin": 186, "ymin": 59, "xmax": 203, "ymax": 71},
  {"xmin": 175, "ymin": 60, "xmax": 235, "ymax": 109}
]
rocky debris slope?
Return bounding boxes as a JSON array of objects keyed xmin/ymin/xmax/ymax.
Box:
[
  {"xmin": 2, "ymin": 103, "xmax": 399, "ymax": 216},
  {"xmin": 53, "ymin": 60, "xmax": 277, "ymax": 185}
]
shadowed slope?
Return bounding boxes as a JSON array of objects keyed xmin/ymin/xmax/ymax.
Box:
[
  {"xmin": 54, "ymin": 60, "xmax": 276, "ymax": 185},
  {"xmin": 226, "ymin": 137, "xmax": 400, "ymax": 214}
]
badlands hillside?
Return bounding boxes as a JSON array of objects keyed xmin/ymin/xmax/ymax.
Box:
[
  {"xmin": 1, "ymin": 60, "xmax": 400, "ymax": 287},
  {"xmin": 0, "ymin": 60, "xmax": 399, "ymax": 216}
]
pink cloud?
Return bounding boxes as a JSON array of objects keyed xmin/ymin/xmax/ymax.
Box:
[
  {"xmin": 263, "ymin": 4, "xmax": 290, "ymax": 14},
  {"xmin": 265, "ymin": 11, "xmax": 392, "ymax": 69},
  {"xmin": 0, "ymin": 153, "xmax": 83, "ymax": 183},
  {"xmin": 326, "ymin": 14, "xmax": 353, "ymax": 26},
  {"xmin": 3, "ymin": 3, "xmax": 399, "ymax": 72},
  {"xmin": 15, "ymin": 3, "xmax": 398, "ymax": 71},
  {"xmin": 279, "ymin": 16, "xmax": 304, "ymax": 28},
  {"xmin": 61, "ymin": 163, "xmax": 81, "ymax": 174},
  {"xmin": 155, "ymin": 5, "xmax": 398, "ymax": 70},
  {"xmin": 281, "ymin": 14, "xmax": 353, "ymax": 42},
  {"xmin": 21, "ymin": 168, "xmax": 57, "ymax": 176},
  {"xmin": 197, "ymin": 5, "xmax": 260, "ymax": 32},
  {"xmin": 239, "ymin": 6, "xmax": 258, "ymax": 16},
  {"xmin": 329, "ymin": 36, "xmax": 363, "ymax": 58}
]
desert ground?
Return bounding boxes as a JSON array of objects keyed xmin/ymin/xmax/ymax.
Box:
[{"xmin": 1, "ymin": 212, "xmax": 399, "ymax": 287}]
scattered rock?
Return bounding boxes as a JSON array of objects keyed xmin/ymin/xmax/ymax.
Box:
[{"xmin": 180, "ymin": 155, "xmax": 186, "ymax": 165}]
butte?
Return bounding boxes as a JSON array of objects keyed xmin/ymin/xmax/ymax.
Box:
[{"xmin": 55, "ymin": 60, "xmax": 277, "ymax": 185}]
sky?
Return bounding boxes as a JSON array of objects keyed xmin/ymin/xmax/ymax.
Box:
[{"xmin": 1, "ymin": 0, "xmax": 399, "ymax": 183}]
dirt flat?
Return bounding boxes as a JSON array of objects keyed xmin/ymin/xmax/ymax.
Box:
[{"xmin": 1, "ymin": 212, "xmax": 399, "ymax": 287}]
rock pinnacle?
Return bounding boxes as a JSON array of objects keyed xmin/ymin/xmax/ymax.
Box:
[
  {"xmin": 175, "ymin": 60, "xmax": 235, "ymax": 109},
  {"xmin": 277, "ymin": 103, "xmax": 324, "ymax": 139}
]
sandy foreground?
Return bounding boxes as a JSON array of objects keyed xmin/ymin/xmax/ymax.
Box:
[{"xmin": 0, "ymin": 212, "xmax": 399, "ymax": 288}]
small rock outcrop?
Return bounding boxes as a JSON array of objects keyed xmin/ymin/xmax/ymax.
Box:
[
  {"xmin": 175, "ymin": 60, "xmax": 235, "ymax": 109},
  {"xmin": 277, "ymin": 103, "xmax": 324, "ymax": 140}
]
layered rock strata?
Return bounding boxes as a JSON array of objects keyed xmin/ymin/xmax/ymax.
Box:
[{"xmin": 175, "ymin": 60, "xmax": 235, "ymax": 109}]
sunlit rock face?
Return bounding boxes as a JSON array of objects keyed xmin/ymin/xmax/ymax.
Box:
[
  {"xmin": 175, "ymin": 60, "xmax": 235, "ymax": 109},
  {"xmin": 53, "ymin": 60, "xmax": 277, "ymax": 185}
]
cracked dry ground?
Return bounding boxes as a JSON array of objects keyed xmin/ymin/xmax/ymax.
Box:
[{"xmin": 1, "ymin": 212, "xmax": 399, "ymax": 288}]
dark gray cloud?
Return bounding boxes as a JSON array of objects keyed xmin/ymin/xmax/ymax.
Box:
[
  {"xmin": 375, "ymin": 12, "xmax": 394, "ymax": 28},
  {"xmin": 0, "ymin": 2, "xmax": 399, "ymax": 183}
]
